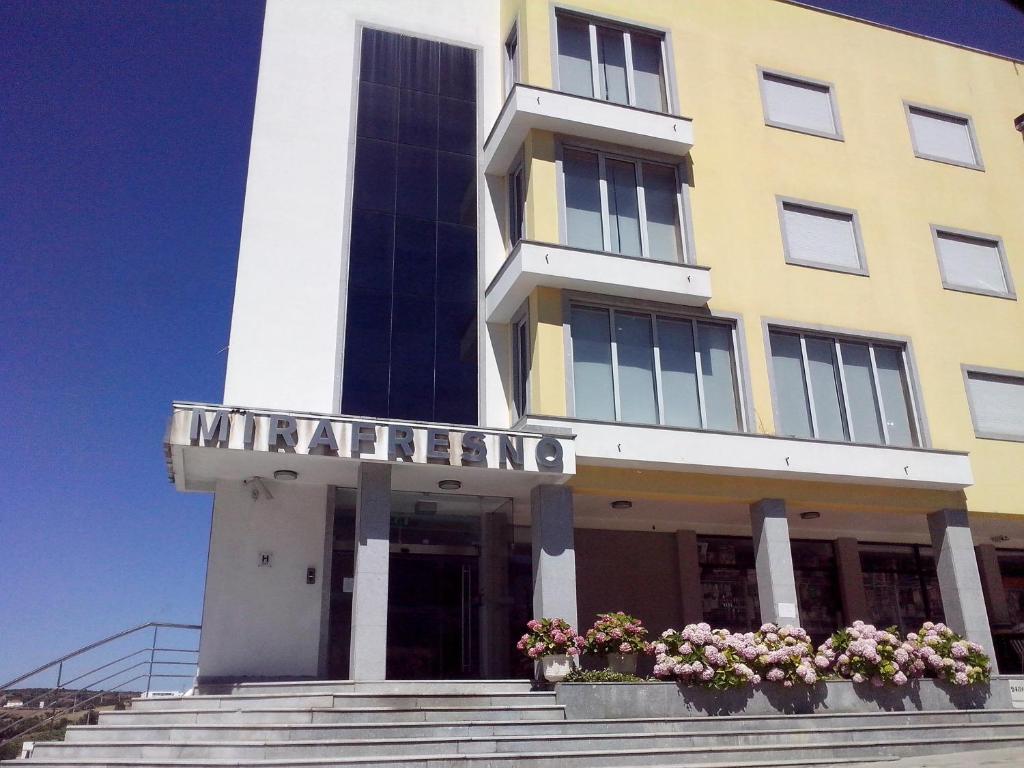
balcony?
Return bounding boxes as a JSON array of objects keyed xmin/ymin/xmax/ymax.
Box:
[
  {"xmin": 522, "ymin": 416, "xmax": 974, "ymax": 491},
  {"xmin": 485, "ymin": 240, "xmax": 712, "ymax": 322},
  {"xmin": 483, "ymin": 84, "xmax": 695, "ymax": 175}
]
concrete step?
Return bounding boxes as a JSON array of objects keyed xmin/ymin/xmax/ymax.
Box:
[
  {"xmin": 203, "ymin": 681, "xmax": 533, "ymax": 696},
  {"xmin": 29, "ymin": 721, "xmax": 1024, "ymax": 760},
  {"xmin": 66, "ymin": 708, "xmax": 1024, "ymax": 743},
  {"xmin": 13, "ymin": 733, "xmax": 1024, "ymax": 767},
  {"xmin": 98, "ymin": 704, "xmax": 568, "ymax": 725},
  {"xmin": 130, "ymin": 692, "xmax": 553, "ymax": 711}
]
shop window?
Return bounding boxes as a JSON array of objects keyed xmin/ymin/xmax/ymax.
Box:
[
  {"xmin": 570, "ymin": 305, "xmax": 744, "ymax": 430},
  {"xmin": 555, "ymin": 12, "xmax": 668, "ymax": 112},
  {"xmin": 998, "ymin": 551, "xmax": 1024, "ymax": 629},
  {"xmin": 791, "ymin": 540, "xmax": 843, "ymax": 639},
  {"xmin": 860, "ymin": 543, "xmax": 944, "ymax": 636},
  {"xmin": 698, "ymin": 537, "xmax": 762, "ymax": 633},
  {"xmin": 562, "ymin": 145, "xmax": 686, "ymax": 262},
  {"xmin": 769, "ymin": 328, "xmax": 921, "ymax": 447}
]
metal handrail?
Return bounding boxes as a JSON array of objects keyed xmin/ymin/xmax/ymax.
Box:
[{"xmin": 0, "ymin": 622, "xmax": 201, "ymax": 750}]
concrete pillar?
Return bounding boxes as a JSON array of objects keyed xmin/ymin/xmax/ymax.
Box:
[
  {"xmin": 480, "ymin": 506, "xmax": 512, "ymax": 679},
  {"xmin": 675, "ymin": 530, "xmax": 703, "ymax": 625},
  {"xmin": 927, "ymin": 509, "xmax": 998, "ymax": 672},
  {"xmin": 751, "ymin": 499, "xmax": 800, "ymax": 626},
  {"xmin": 834, "ymin": 537, "xmax": 869, "ymax": 624},
  {"xmin": 975, "ymin": 543, "xmax": 1011, "ymax": 629},
  {"xmin": 349, "ymin": 462, "xmax": 391, "ymax": 680},
  {"xmin": 531, "ymin": 485, "xmax": 577, "ymax": 627}
]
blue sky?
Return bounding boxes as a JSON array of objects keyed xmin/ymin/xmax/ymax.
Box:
[{"xmin": 0, "ymin": 0, "xmax": 1021, "ymax": 685}]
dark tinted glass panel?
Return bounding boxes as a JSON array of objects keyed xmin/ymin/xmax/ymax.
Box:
[
  {"xmin": 344, "ymin": 29, "xmax": 477, "ymax": 424},
  {"xmin": 348, "ymin": 210, "xmax": 395, "ymax": 290},
  {"xmin": 393, "ymin": 216, "xmax": 436, "ymax": 298},
  {"xmin": 357, "ymin": 81, "xmax": 399, "ymax": 141},
  {"xmin": 400, "ymin": 35, "xmax": 440, "ymax": 94},
  {"xmin": 395, "ymin": 145, "xmax": 437, "ymax": 221},
  {"xmin": 353, "ymin": 137, "xmax": 396, "ymax": 213},
  {"xmin": 398, "ymin": 88, "xmax": 438, "ymax": 149},
  {"xmin": 436, "ymin": 224, "xmax": 476, "ymax": 300},
  {"xmin": 439, "ymin": 44, "xmax": 476, "ymax": 102},
  {"xmin": 437, "ymin": 97, "xmax": 476, "ymax": 156},
  {"xmin": 360, "ymin": 28, "xmax": 400, "ymax": 86},
  {"xmin": 436, "ymin": 155, "xmax": 475, "ymax": 227}
]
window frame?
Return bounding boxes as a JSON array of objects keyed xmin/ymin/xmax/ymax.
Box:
[
  {"xmin": 776, "ymin": 195, "xmax": 869, "ymax": 277},
  {"xmin": 551, "ymin": 8, "xmax": 675, "ymax": 114},
  {"xmin": 511, "ymin": 304, "xmax": 531, "ymax": 422},
  {"xmin": 562, "ymin": 294, "xmax": 749, "ymax": 432},
  {"xmin": 764, "ymin": 321, "xmax": 928, "ymax": 449},
  {"xmin": 930, "ymin": 224, "xmax": 1016, "ymax": 301},
  {"xmin": 757, "ymin": 67, "xmax": 844, "ymax": 141},
  {"xmin": 507, "ymin": 160, "xmax": 526, "ymax": 249},
  {"xmin": 504, "ymin": 21, "xmax": 520, "ymax": 95},
  {"xmin": 962, "ymin": 364, "xmax": 1024, "ymax": 444},
  {"xmin": 556, "ymin": 138, "xmax": 693, "ymax": 264},
  {"xmin": 903, "ymin": 100, "xmax": 985, "ymax": 172}
]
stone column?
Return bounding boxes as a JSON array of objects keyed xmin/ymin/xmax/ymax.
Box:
[
  {"xmin": 751, "ymin": 499, "xmax": 800, "ymax": 626},
  {"xmin": 531, "ymin": 485, "xmax": 577, "ymax": 627},
  {"xmin": 976, "ymin": 543, "xmax": 1011, "ymax": 629},
  {"xmin": 927, "ymin": 509, "xmax": 998, "ymax": 672},
  {"xmin": 676, "ymin": 529, "xmax": 703, "ymax": 625},
  {"xmin": 349, "ymin": 462, "xmax": 392, "ymax": 680},
  {"xmin": 480, "ymin": 506, "xmax": 512, "ymax": 679},
  {"xmin": 834, "ymin": 537, "xmax": 869, "ymax": 625}
]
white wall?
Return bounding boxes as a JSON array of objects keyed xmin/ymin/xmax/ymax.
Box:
[
  {"xmin": 223, "ymin": 0, "xmax": 506, "ymax": 424},
  {"xmin": 198, "ymin": 480, "xmax": 332, "ymax": 680}
]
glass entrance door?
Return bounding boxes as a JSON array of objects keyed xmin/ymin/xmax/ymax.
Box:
[{"xmin": 387, "ymin": 550, "xmax": 478, "ymax": 679}]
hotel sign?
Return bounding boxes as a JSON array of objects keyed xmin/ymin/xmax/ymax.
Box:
[{"xmin": 168, "ymin": 404, "xmax": 573, "ymax": 474}]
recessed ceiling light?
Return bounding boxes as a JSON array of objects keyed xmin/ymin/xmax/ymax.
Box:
[
  {"xmin": 438, "ymin": 479, "xmax": 462, "ymax": 490},
  {"xmin": 610, "ymin": 500, "xmax": 632, "ymax": 510},
  {"xmin": 273, "ymin": 469, "xmax": 298, "ymax": 481},
  {"xmin": 800, "ymin": 511, "xmax": 821, "ymax": 520}
]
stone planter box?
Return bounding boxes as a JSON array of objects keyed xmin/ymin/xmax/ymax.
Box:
[{"xmin": 556, "ymin": 676, "xmax": 1022, "ymax": 719}]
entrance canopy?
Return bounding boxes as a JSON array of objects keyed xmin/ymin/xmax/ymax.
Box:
[{"xmin": 164, "ymin": 402, "xmax": 576, "ymax": 501}]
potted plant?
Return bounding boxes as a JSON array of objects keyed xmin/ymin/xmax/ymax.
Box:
[
  {"xmin": 516, "ymin": 618, "xmax": 583, "ymax": 682},
  {"xmin": 585, "ymin": 612, "xmax": 649, "ymax": 675}
]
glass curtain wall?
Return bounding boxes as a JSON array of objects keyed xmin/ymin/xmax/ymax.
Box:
[{"xmin": 342, "ymin": 28, "xmax": 478, "ymax": 424}]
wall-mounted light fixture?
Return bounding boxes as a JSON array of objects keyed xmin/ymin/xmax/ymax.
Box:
[{"xmin": 1015, "ymin": 112, "xmax": 1024, "ymax": 133}]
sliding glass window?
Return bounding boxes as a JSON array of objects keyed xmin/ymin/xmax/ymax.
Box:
[
  {"xmin": 570, "ymin": 304, "xmax": 744, "ymax": 430},
  {"xmin": 562, "ymin": 146, "xmax": 684, "ymax": 262},
  {"xmin": 555, "ymin": 12, "xmax": 668, "ymax": 111},
  {"xmin": 768, "ymin": 329, "xmax": 920, "ymax": 447}
]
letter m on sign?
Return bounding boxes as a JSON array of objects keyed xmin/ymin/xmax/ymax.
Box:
[{"xmin": 189, "ymin": 409, "xmax": 230, "ymax": 446}]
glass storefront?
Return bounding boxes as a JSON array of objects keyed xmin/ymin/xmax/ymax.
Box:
[
  {"xmin": 860, "ymin": 543, "xmax": 944, "ymax": 635},
  {"xmin": 329, "ymin": 488, "xmax": 512, "ymax": 680},
  {"xmin": 698, "ymin": 536, "xmax": 842, "ymax": 640}
]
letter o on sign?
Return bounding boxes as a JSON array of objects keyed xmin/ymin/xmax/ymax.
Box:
[{"xmin": 535, "ymin": 437, "xmax": 563, "ymax": 469}]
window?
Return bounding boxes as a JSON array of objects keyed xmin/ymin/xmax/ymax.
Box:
[
  {"xmin": 569, "ymin": 304, "xmax": 744, "ymax": 430},
  {"xmin": 778, "ymin": 199, "xmax": 866, "ymax": 275},
  {"xmin": 759, "ymin": 69, "xmax": 841, "ymax": 140},
  {"xmin": 555, "ymin": 13, "xmax": 668, "ymax": 112},
  {"xmin": 768, "ymin": 329, "xmax": 920, "ymax": 447},
  {"xmin": 504, "ymin": 24, "xmax": 519, "ymax": 94},
  {"xmin": 561, "ymin": 145, "xmax": 685, "ymax": 262},
  {"xmin": 861, "ymin": 544, "xmax": 943, "ymax": 637},
  {"xmin": 905, "ymin": 103, "xmax": 983, "ymax": 170},
  {"xmin": 964, "ymin": 369, "xmax": 1024, "ymax": 442},
  {"xmin": 508, "ymin": 163, "xmax": 525, "ymax": 247},
  {"xmin": 511, "ymin": 313, "xmax": 530, "ymax": 419},
  {"xmin": 932, "ymin": 227, "xmax": 1014, "ymax": 299}
]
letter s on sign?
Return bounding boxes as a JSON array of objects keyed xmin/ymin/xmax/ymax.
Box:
[{"xmin": 461, "ymin": 432, "xmax": 487, "ymax": 465}]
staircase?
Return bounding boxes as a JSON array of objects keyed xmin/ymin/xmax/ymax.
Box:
[{"xmin": 10, "ymin": 679, "xmax": 1024, "ymax": 767}]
